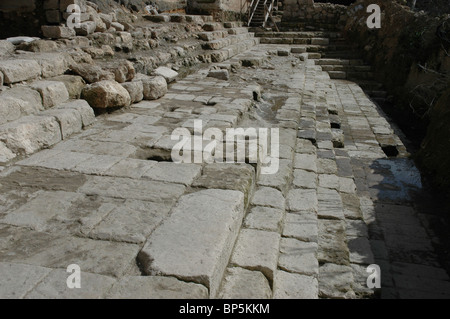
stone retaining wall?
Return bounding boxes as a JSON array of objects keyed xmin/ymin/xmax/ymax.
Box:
[
  {"xmin": 281, "ymin": 0, "xmax": 348, "ymax": 31},
  {"xmin": 0, "ymin": 0, "xmax": 88, "ymax": 38}
]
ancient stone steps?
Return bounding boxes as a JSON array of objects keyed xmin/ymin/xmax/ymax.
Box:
[
  {"xmin": 208, "ymin": 38, "xmax": 261, "ymax": 63},
  {"xmin": 259, "ymin": 37, "xmax": 330, "ymax": 45},
  {"xmin": 197, "ymin": 30, "xmax": 229, "ymax": 42},
  {"xmin": 227, "ymin": 27, "xmax": 250, "ymax": 35},
  {"xmin": 201, "ymin": 33, "xmax": 255, "ymax": 50},
  {"xmin": 255, "ymin": 31, "xmax": 341, "ymax": 39},
  {"xmin": 0, "ymin": 99, "xmax": 95, "ymax": 163},
  {"xmin": 224, "ymin": 21, "xmax": 244, "ymax": 28}
]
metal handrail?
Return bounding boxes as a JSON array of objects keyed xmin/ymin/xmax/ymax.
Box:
[
  {"xmin": 245, "ymin": 0, "xmax": 276, "ymax": 27},
  {"xmin": 264, "ymin": 0, "xmax": 275, "ymax": 27},
  {"xmin": 247, "ymin": 0, "xmax": 261, "ymax": 26}
]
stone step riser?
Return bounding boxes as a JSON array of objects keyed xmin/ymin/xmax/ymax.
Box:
[
  {"xmin": 227, "ymin": 27, "xmax": 250, "ymax": 35},
  {"xmin": 197, "ymin": 30, "xmax": 229, "ymax": 42},
  {"xmin": 210, "ymin": 38, "xmax": 261, "ymax": 63},
  {"xmin": 202, "ymin": 33, "xmax": 255, "ymax": 51},
  {"xmin": 255, "ymin": 32, "xmax": 341, "ymax": 38}
]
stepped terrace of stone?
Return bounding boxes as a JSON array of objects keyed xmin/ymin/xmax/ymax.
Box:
[{"xmin": 0, "ymin": 0, "xmax": 449, "ymax": 299}]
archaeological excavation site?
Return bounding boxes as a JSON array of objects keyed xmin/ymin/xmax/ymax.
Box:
[{"xmin": 0, "ymin": 0, "xmax": 450, "ymax": 301}]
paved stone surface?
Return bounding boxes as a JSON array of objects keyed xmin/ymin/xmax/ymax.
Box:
[
  {"xmin": 273, "ymin": 270, "xmax": 319, "ymax": 299},
  {"xmin": 106, "ymin": 276, "xmax": 208, "ymax": 299},
  {"xmin": 219, "ymin": 267, "xmax": 272, "ymax": 299},
  {"xmin": 0, "ymin": 28, "xmax": 448, "ymax": 299},
  {"xmin": 138, "ymin": 189, "xmax": 245, "ymax": 298},
  {"xmin": 230, "ymin": 229, "xmax": 280, "ymax": 282},
  {"xmin": 26, "ymin": 269, "xmax": 116, "ymax": 299},
  {"xmin": 0, "ymin": 262, "xmax": 51, "ymax": 298}
]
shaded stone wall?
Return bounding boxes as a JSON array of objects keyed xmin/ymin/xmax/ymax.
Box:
[
  {"xmin": 0, "ymin": 0, "xmax": 88, "ymax": 38},
  {"xmin": 281, "ymin": 0, "xmax": 348, "ymax": 31},
  {"xmin": 343, "ymin": 0, "xmax": 450, "ymax": 192}
]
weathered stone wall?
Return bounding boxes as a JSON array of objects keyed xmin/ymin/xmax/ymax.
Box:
[
  {"xmin": 281, "ymin": 0, "xmax": 348, "ymax": 31},
  {"xmin": 0, "ymin": 0, "xmax": 88, "ymax": 38}
]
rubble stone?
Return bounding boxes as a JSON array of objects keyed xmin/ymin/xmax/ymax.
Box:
[{"xmin": 81, "ymin": 80, "xmax": 131, "ymax": 108}]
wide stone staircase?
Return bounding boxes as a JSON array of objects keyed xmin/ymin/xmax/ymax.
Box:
[
  {"xmin": 0, "ymin": 14, "xmax": 260, "ymax": 165},
  {"xmin": 198, "ymin": 21, "xmax": 260, "ymax": 62},
  {"xmin": 254, "ymin": 31, "xmax": 388, "ymax": 102}
]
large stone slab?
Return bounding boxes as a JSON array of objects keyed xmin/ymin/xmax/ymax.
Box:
[
  {"xmin": 26, "ymin": 269, "xmax": 116, "ymax": 299},
  {"xmin": 0, "ymin": 115, "xmax": 62, "ymax": 155},
  {"xmin": 244, "ymin": 206, "xmax": 284, "ymax": 232},
  {"xmin": 138, "ymin": 189, "xmax": 245, "ymax": 298},
  {"xmin": 100, "ymin": 60, "xmax": 135, "ymax": 83},
  {"xmin": 79, "ymin": 176, "xmax": 185, "ymax": 203},
  {"xmin": 88, "ymin": 199, "xmax": 174, "ymax": 244},
  {"xmin": 282, "ymin": 212, "xmax": 318, "ymax": 242},
  {"xmin": 192, "ymin": 163, "xmax": 255, "ymax": 207},
  {"xmin": 121, "ymin": 81, "xmax": 143, "ymax": 104},
  {"xmin": 58, "ymin": 99, "xmax": 95, "ymax": 128},
  {"xmin": 71, "ymin": 63, "xmax": 114, "ymax": 84},
  {"xmin": 0, "ymin": 141, "xmax": 15, "ymax": 163},
  {"xmin": 1, "ymin": 191, "xmax": 84, "ymax": 232},
  {"xmin": 251, "ymin": 187, "xmax": 285, "ymax": 210},
  {"xmin": 278, "ymin": 238, "xmax": 319, "ymax": 276},
  {"xmin": 0, "ymin": 226, "xmax": 140, "ymax": 277},
  {"xmin": 31, "ymin": 81, "xmax": 69, "ymax": 108},
  {"xmin": 230, "ymin": 229, "xmax": 280, "ymax": 282},
  {"xmin": 0, "ymin": 262, "xmax": 51, "ymax": 298},
  {"xmin": 286, "ymin": 188, "xmax": 318, "ymax": 213},
  {"xmin": 33, "ymin": 53, "xmax": 69, "ymax": 78},
  {"xmin": 142, "ymin": 162, "xmax": 202, "ymax": 186},
  {"xmin": 273, "ymin": 270, "xmax": 318, "ymax": 299},
  {"xmin": 52, "ymin": 139, "xmax": 136, "ymax": 157},
  {"xmin": 0, "ymin": 87, "xmax": 44, "ymax": 125},
  {"xmin": 219, "ymin": 267, "xmax": 272, "ymax": 299},
  {"xmin": 318, "ymin": 219, "xmax": 350, "ymax": 265},
  {"xmin": 134, "ymin": 74, "xmax": 167, "ymax": 100},
  {"xmin": 318, "ymin": 263, "xmax": 356, "ymax": 299},
  {"xmin": 48, "ymin": 75, "xmax": 86, "ymax": 99},
  {"xmin": 106, "ymin": 276, "xmax": 208, "ymax": 299},
  {"xmin": 42, "ymin": 25, "xmax": 76, "ymax": 39},
  {"xmin": 317, "ymin": 187, "xmax": 345, "ymax": 220},
  {"xmin": 0, "ymin": 59, "xmax": 41, "ymax": 84},
  {"xmin": 152, "ymin": 66, "xmax": 178, "ymax": 83}
]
